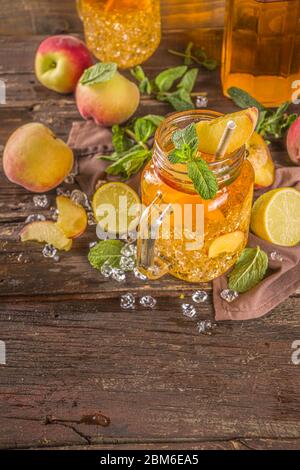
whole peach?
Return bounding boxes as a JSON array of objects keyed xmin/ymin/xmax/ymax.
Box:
[
  {"xmin": 76, "ymin": 71, "xmax": 140, "ymax": 126},
  {"xmin": 3, "ymin": 123, "xmax": 74, "ymax": 193},
  {"xmin": 287, "ymin": 115, "xmax": 300, "ymax": 165},
  {"xmin": 35, "ymin": 35, "xmax": 94, "ymax": 94}
]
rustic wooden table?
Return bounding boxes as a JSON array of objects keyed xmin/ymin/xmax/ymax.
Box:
[{"xmin": 0, "ymin": 0, "xmax": 300, "ymax": 451}]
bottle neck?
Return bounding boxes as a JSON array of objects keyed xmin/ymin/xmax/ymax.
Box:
[{"xmin": 152, "ymin": 110, "xmax": 246, "ymax": 195}]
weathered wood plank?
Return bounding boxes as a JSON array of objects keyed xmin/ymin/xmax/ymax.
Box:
[
  {"xmin": 0, "ymin": 0, "xmax": 225, "ymax": 35},
  {"xmin": 0, "ymin": 297, "xmax": 300, "ymax": 449}
]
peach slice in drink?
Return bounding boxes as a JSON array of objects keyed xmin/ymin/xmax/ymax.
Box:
[
  {"xmin": 20, "ymin": 221, "xmax": 72, "ymax": 251},
  {"xmin": 246, "ymin": 132, "xmax": 275, "ymax": 189},
  {"xmin": 196, "ymin": 107, "xmax": 258, "ymax": 156},
  {"xmin": 208, "ymin": 230, "xmax": 245, "ymax": 258},
  {"xmin": 56, "ymin": 195, "xmax": 88, "ymax": 238}
]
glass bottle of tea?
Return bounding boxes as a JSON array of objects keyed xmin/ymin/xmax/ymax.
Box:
[{"xmin": 222, "ymin": 0, "xmax": 300, "ymax": 106}]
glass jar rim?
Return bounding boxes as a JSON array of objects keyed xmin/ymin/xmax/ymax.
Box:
[{"xmin": 152, "ymin": 109, "xmax": 246, "ymax": 193}]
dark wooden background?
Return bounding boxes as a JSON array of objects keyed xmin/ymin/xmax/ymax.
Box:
[{"xmin": 0, "ymin": 0, "xmax": 300, "ymax": 450}]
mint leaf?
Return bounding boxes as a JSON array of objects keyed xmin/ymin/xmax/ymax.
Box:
[
  {"xmin": 172, "ymin": 123, "xmax": 198, "ymax": 153},
  {"xmin": 155, "ymin": 66, "xmax": 187, "ymax": 92},
  {"xmin": 177, "ymin": 68, "xmax": 199, "ymax": 94},
  {"xmin": 228, "ymin": 87, "xmax": 266, "ymax": 112},
  {"xmin": 105, "ymin": 146, "xmax": 150, "ymax": 179},
  {"xmin": 159, "ymin": 87, "xmax": 194, "ymax": 112},
  {"xmin": 80, "ymin": 63, "xmax": 117, "ymax": 86},
  {"xmin": 183, "ymin": 42, "xmax": 194, "ymax": 65},
  {"xmin": 88, "ymin": 240, "xmax": 124, "ymax": 270},
  {"xmin": 112, "ymin": 125, "xmax": 132, "ymax": 153},
  {"xmin": 130, "ymin": 66, "xmax": 152, "ymax": 94},
  {"xmin": 168, "ymin": 149, "xmax": 187, "ymax": 164},
  {"xmin": 134, "ymin": 118, "xmax": 156, "ymax": 143},
  {"xmin": 228, "ymin": 246, "xmax": 268, "ymax": 293},
  {"xmin": 142, "ymin": 114, "xmax": 165, "ymax": 127},
  {"xmin": 201, "ymin": 58, "xmax": 218, "ymax": 71},
  {"xmin": 188, "ymin": 160, "xmax": 218, "ymax": 200}
]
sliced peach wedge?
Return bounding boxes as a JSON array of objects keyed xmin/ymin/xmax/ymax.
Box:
[
  {"xmin": 246, "ymin": 132, "xmax": 275, "ymax": 189},
  {"xmin": 20, "ymin": 221, "xmax": 72, "ymax": 251},
  {"xmin": 208, "ymin": 231, "xmax": 245, "ymax": 259},
  {"xmin": 196, "ymin": 107, "xmax": 258, "ymax": 155},
  {"xmin": 56, "ymin": 195, "xmax": 88, "ymax": 239}
]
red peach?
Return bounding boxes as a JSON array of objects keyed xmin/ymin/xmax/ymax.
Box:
[{"xmin": 287, "ymin": 115, "xmax": 300, "ymax": 165}]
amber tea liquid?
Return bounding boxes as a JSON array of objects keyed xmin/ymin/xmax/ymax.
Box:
[{"xmin": 222, "ymin": 0, "xmax": 300, "ymax": 106}]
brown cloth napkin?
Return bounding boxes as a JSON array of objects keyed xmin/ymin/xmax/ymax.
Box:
[
  {"xmin": 68, "ymin": 121, "xmax": 300, "ymax": 321},
  {"xmin": 67, "ymin": 121, "xmax": 140, "ymax": 197}
]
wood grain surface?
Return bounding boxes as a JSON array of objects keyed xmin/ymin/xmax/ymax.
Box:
[{"xmin": 0, "ymin": 0, "xmax": 300, "ymax": 451}]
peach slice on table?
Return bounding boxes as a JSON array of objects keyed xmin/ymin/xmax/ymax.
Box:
[
  {"xmin": 196, "ymin": 107, "xmax": 258, "ymax": 155},
  {"xmin": 208, "ymin": 231, "xmax": 245, "ymax": 259},
  {"xmin": 246, "ymin": 132, "xmax": 275, "ymax": 188},
  {"xmin": 20, "ymin": 221, "xmax": 72, "ymax": 251},
  {"xmin": 56, "ymin": 195, "xmax": 88, "ymax": 239}
]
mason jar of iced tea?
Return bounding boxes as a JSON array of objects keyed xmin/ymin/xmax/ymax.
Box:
[
  {"xmin": 222, "ymin": 0, "xmax": 300, "ymax": 107},
  {"xmin": 77, "ymin": 0, "xmax": 161, "ymax": 68},
  {"xmin": 137, "ymin": 110, "xmax": 255, "ymax": 283}
]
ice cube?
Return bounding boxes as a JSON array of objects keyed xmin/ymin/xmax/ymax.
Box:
[
  {"xmin": 42, "ymin": 244, "xmax": 57, "ymax": 259},
  {"xmin": 220, "ymin": 289, "xmax": 239, "ymax": 303},
  {"xmin": 140, "ymin": 295, "xmax": 157, "ymax": 309},
  {"xmin": 182, "ymin": 303, "xmax": 197, "ymax": 318},
  {"xmin": 25, "ymin": 214, "xmax": 46, "ymax": 223},
  {"xmin": 192, "ymin": 290, "xmax": 208, "ymax": 303},
  {"xmin": 120, "ymin": 293, "xmax": 135, "ymax": 310},
  {"xmin": 33, "ymin": 195, "xmax": 48, "ymax": 208}
]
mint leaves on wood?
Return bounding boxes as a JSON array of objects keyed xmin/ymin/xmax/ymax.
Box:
[
  {"xmin": 228, "ymin": 87, "xmax": 297, "ymax": 139},
  {"xmin": 168, "ymin": 42, "xmax": 218, "ymax": 71},
  {"xmin": 80, "ymin": 63, "xmax": 117, "ymax": 86},
  {"xmin": 228, "ymin": 246, "xmax": 268, "ymax": 293},
  {"xmin": 98, "ymin": 114, "xmax": 164, "ymax": 179},
  {"xmin": 168, "ymin": 123, "xmax": 218, "ymax": 200},
  {"xmin": 130, "ymin": 64, "xmax": 200, "ymax": 112}
]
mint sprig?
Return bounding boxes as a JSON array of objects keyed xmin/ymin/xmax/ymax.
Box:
[
  {"xmin": 228, "ymin": 246, "xmax": 268, "ymax": 293},
  {"xmin": 98, "ymin": 115, "xmax": 164, "ymax": 179},
  {"xmin": 168, "ymin": 124, "xmax": 218, "ymax": 200},
  {"xmin": 228, "ymin": 87, "xmax": 297, "ymax": 139},
  {"xmin": 168, "ymin": 42, "xmax": 218, "ymax": 71},
  {"xmin": 130, "ymin": 65, "xmax": 200, "ymax": 112},
  {"xmin": 80, "ymin": 63, "xmax": 117, "ymax": 86}
]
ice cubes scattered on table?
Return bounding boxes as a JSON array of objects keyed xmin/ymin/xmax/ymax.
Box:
[
  {"xmin": 120, "ymin": 293, "xmax": 136, "ymax": 310},
  {"xmin": 111, "ymin": 268, "xmax": 126, "ymax": 283},
  {"xmin": 196, "ymin": 320, "xmax": 216, "ymax": 335},
  {"xmin": 181, "ymin": 303, "xmax": 197, "ymax": 318},
  {"xmin": 196, "ymin": 96, "xmax": 208, "ymax": 108},
  {"xmin": 42, "ymin": 244, "xmax": 57, "ymax": 259},
  {"xmin": 120, "ymin": 256, "xmax": 135, "ymax": 272},
  {"xmin": 25, "ymin": 214, "xmax": 46, "ymax": 224},
  {"xmin": 121, "ymin": 244, "xmax": 136, "ymax": 258},
  {"xmin": 192, "ymin": 290, "xmax": 208, "ymax": 303},
  {"xmin": 220, "ymin": 289, "xmax": 239, "ymax": 303},
  {"xmin": 270, "ymin": 251, "xmax": 283, "ymax": 262},
  {"xmin": 33, "ymin": 195, "xmax": 48, "ymax": 208},
  {"xmin": 64, "ymin": 175, "xmax": 75, "ymax": 185},
  {"xmin": 133, "ymin": 268, "xmax": 147, "ymax": 281},
  {"xmin": 100, "ymin": 261, "xmax": 113, "ymax": 278},
  {"xmin": 49, "ymin": 206, "xmax": 59, "ymax": 221},
  {"xmin": 87, "ymin": 212, "xmax": 96, "ymax": 226},
  {"xmin": 71, "ymin": 189, "xmax": 90, "ymax": 208},
  {"xmin": 56, "ymin": 187, "xmax": 71, "ymax": 197},
  {"xmin": 140, "ymin": 296, "xmax": 157, "ymax": 309}
]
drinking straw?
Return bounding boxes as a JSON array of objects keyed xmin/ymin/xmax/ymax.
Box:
[{"xmin": 215, "ymin": 120, "xmax": 237, "ymax": 159}]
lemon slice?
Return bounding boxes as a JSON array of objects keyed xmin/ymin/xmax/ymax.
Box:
[
  {"xmin": 196, "ymin": 107, "xmax": 258, "ymax": 155},
  {"xmin": 92, "ymin": 182, "xmax": 141, "ymax": 235},
  {"xmin": 251, "ymin": 188, "xmax": 300, "ymax": 246},
  {"xmin": 208, "ymin": 231, "xmax": 245, "ymax": 258}
]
